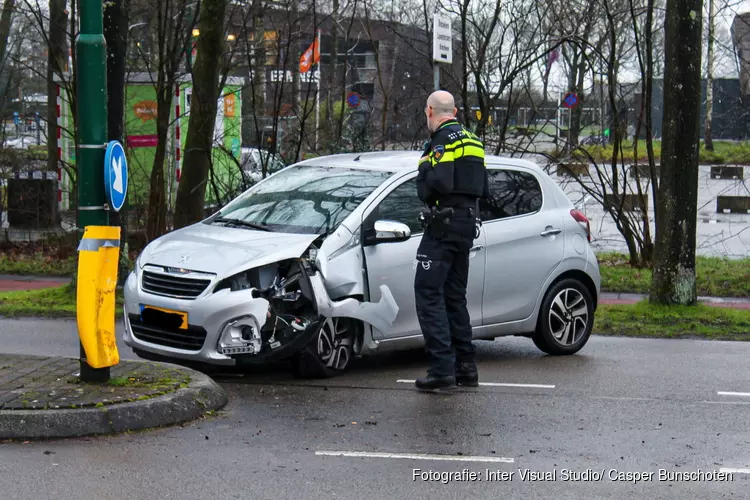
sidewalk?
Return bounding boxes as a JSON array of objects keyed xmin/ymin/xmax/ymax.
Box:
[
  {"xmin": 0, "ymin": 354, "xmax": 227, "ymax": 440},
  {"xmin": 0, "ymin": 274, "xmax": 71, "ymax": 292},
  {"xmin": 599, "ymin": 292, "xmax": 750, "ymax": 310}
]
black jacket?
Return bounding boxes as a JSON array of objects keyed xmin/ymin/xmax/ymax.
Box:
[{"xmin": 416, "ymin": 119, "xmax": 489, "ymax": 208}]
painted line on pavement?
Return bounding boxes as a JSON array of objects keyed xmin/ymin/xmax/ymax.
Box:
[
  {"xmin": 315, "ymin": 450, "xmax": 514, "ymax": 463},
  {"xmin": 720, "ymin": 468, "xmax": 750, "ymax": 474},
  {"xmin": 717, "ymin": 391, "xmax": 750, "ymax": 397},
  {"xmin": 396, "ymin": 379, "xmax": 555, "ymax": 389}
]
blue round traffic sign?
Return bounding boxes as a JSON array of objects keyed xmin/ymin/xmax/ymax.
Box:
[
  {"xmin": 104, "ymin": 140, "xmax": 128, "ymax": 212},
  {"xmin": 346, "ymin": 92, "xmax": 360, "ymax": 108},
  {"xmin": 562, "ymin": 92, "xmax": 579, "ymax": 109}
]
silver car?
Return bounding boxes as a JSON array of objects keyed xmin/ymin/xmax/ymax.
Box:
[{"xmin": 123, "ymin": 151, "xmax": 601, "ymax": 378}]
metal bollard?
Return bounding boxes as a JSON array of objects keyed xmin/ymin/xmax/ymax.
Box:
[{"xmin": 76, "ymin": 225, "xmax": 121, "ymax": 369}]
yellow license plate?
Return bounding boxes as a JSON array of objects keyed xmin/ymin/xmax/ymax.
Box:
[{"xmin": 140, "ymin": 304, "xmax": 188, "ymax": 330}]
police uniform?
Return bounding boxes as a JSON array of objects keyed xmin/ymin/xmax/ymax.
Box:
[{"xmin": 414, "ymin": 118, "xmax": 489, "ymax": 391}]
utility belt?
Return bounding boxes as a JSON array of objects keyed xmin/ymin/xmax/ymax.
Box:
[{"xmin": 419, "ymin": 200, "xmax": 482, "ymax": 239}]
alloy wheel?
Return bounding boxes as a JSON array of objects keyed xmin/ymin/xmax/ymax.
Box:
[
  {"xmin": 316, "ymin": 317, "xmax": 352, "ymax": 370},
  {"xmin": 548, "ymin": 288, "xmax": 589, "ymax": 346}
]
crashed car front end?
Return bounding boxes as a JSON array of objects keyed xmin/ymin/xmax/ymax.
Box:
[{"xmin": 122, "ymin": 228, "xmax": 399, "ymax": 367}]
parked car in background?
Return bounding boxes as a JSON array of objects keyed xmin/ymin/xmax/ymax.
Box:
[
  {"xmin": 240, "ymin": 147, "xmax": 286, "ymax": 183},
  {"xmin": 123, "ymin": 151, "xmax": 601, "ymax": 378}
]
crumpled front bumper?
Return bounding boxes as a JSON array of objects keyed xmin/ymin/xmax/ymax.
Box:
[
  {"xmin": 122, "ymin": 271, "xmax": 269, "ymax": 366},
  {"xmin": 122, "ymin": 267, "xmax": 400, "ymax": 366}
]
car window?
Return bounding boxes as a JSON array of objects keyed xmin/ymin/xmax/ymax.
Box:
[
  {"xmin": 211, "ymin": 165, "xmax": 393, "ymax": 235},
  {"xmin": 480, "ymin": 169, "xmax": 543, "ymax": 222},
  {"xmin": 366, "ymin": 178, "xmax": 424, "ymax": 234}
]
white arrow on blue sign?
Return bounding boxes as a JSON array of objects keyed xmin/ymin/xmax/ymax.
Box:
[{"xmin": 104, "ymin": 140, "xmax": 128, "ymax": 212}]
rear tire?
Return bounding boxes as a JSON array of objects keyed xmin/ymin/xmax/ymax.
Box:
[
  {"xmin": 532, "ymin": 278, "xmax": 594, "ymax": 355},
  {"xmin": 291, "ymin": 317, "xmax": 358, "ymax": 379}
]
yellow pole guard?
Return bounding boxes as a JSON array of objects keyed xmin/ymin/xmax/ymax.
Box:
[{"xmin": 76, "ymin": 225, "xmax": 121, "ymax": 369}]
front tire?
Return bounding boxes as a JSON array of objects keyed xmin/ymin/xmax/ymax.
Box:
[
  {"xmin": 291, "ymin": 317, "xmax": 358, "ymax": 379},
  {"xmin": 533, "ymin": 279, "xmax": 594, "ymax": 355}
]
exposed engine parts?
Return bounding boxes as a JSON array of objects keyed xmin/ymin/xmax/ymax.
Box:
[{"xmin": 221, "ymin": 257, "xmax": 319, "ymax": 358}]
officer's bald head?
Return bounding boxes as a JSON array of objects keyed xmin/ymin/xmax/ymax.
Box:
[{"xmin": 425, "ymin": 91, "xmax": 457, "ymax": 132}]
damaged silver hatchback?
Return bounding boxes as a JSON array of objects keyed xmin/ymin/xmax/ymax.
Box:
[{"xmin": 123, "ymin": 151, "xmax": 601, "ymax": 378}]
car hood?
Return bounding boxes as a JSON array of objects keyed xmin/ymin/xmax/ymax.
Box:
[{"xmin": 138, "ymin": 223, "xmax": 320, "ymax": 277}]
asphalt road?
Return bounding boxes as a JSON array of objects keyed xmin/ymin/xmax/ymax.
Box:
[{"xmin": 1, "ymin": 318, "xmax": 750, "ymax": 499}]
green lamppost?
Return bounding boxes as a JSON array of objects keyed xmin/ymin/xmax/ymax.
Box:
[{"xmin": 75, "ymin": 0, "xmax": 110, "ymax": 382}]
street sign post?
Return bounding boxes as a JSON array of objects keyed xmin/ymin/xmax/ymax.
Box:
[
  {"xmin": 432, "ymin": 12, "xmax": 453, "ymax": 90},
  {"xmin": 76, "ymin": 0, "xmax": 111, "ymax": 383},
  {"xmin": 104, "ymin": 140, "xmax": 128, "ymax": 212}
]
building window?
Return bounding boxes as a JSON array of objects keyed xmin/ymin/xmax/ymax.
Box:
[{"xmin": 264, "ymin": 31, "xmax": 278, "ymax": 66}]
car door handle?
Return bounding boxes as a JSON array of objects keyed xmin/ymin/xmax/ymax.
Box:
[
  {"xmin": 540, "ymin": 228, "xmax": 562, "ymax": 237},
  {"xmin": 470, "ymin": 245, "xmax": 484, "ymax": 252}
]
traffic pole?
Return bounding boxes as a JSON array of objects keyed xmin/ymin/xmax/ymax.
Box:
[{"xmin": 76, "ymin": 0, "xmax": 110, "ymax": 383}]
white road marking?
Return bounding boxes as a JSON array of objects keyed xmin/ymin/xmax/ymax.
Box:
[
  {"xmin": 396, "ymin": 379, "xmax": 555, "ymax": 389},
  {"xmin": 315, "ymin": 450, "xmax": 514, "ymax": 463},
  {"xmin": 717, "ymin": 391, "xmax": 750, "ymax": 397},
  {"xmin": 720, "ymin": 468, "xmax": 750, "ymax": 474}
]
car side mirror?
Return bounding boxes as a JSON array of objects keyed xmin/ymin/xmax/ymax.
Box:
[{"xmin": 365, "ymin": 219, "xmax": 411, "ymax": 245}]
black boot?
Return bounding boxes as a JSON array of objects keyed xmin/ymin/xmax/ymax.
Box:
[
  {"xmin": 455, "ymin": 361, "xmax": 478, "ymax": 387},
  {"xmin": 415, "ymin": 374, "xmax": 456, "ymax": 393}
]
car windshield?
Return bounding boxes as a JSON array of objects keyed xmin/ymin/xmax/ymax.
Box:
[{"xmin": 208, "ymin": 164, "xmax": 394, "ymax": 235}]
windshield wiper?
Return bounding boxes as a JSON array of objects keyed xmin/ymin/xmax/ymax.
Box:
[{"xmin": 212, "ymin": 216, "xmax": 272, "ymax": 232}]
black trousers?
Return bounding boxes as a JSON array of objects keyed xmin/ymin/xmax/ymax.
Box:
[{"xmin": 414, "ymin": 212, "xmax": 477, "ymax": 378}]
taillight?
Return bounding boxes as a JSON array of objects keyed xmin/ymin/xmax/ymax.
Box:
[{"xmin": 570, "ymin": 209, "xmax": 591, "ymax": 242}]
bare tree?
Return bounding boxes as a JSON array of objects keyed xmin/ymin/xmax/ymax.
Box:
[
  {"xmin": 173, "ymin": 0, "xmax": 229, "ymax": 228},
  {"xmin": 704, "ymin": 0, "xmax": 715, "ymax": 150},
  {"xmin": 650, "ymin": 0, "xmax": 703, "ymax": 305}
]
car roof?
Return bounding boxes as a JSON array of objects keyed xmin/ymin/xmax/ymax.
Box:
[{"xmin": 295, "ymin": 150, "xmax": 545, "ymax": 175}]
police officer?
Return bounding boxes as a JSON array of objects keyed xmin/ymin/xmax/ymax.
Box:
[{"xmin": 414, "ymin": 90, "xmax": 489, "ymax": 393}]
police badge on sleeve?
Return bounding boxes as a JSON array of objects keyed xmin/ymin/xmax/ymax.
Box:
[{"xmin": 432, "ymin": 144, "xmax": 445, "ymax": 161}]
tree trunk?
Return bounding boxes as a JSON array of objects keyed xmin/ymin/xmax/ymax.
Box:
[
  {"xmin": 0, "ymin": 0, "xmax": 15, "ymax": 75},
  {"xmin": 459, "ymin": 0, "xmax": 470, "ymax": 125},
  {"xmin": 146, "ymin": 93, "xmax": 171, "ymax": 240},
  {"xmin": 46, "ymin": 0, "xmax": 66, "ymax": 174},
  {"xmin": 650, "ymin": 0, "xmax": 703, "ymax": 306},
  {"xmin": 173, "ymin": 0, "xmax": 227, "ymax": 229},
  {"xmin": 104, "ymin": 0, "xmax": 129, "ymax": 284},
  {"xmin": 704, "ymin": 0, "xmax": 715, "ymax": 151},
  {"xmin": 252, "ymin": 10, "xmax": 265, "ymax": 148},
  {"xmin": 327, "ymin": 0, "xmax": 338, "ymax": 154}
]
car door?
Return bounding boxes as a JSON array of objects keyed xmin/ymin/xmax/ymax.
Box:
[
  {"xmin": 481, "ymin": 166, "xmax": 565, "ymax": 325},
  {"xmin": 361, "ymin": 175, "xmax": 486, "ymax": 340}
]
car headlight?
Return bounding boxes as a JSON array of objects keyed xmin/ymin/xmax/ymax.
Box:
[
  {"xmin": 214, "ymin": 263, "xmax": 277, "ymax": 294},
  {"xmin": 214, "ymin": 271, "xmax": 254, "ymax": 293},
  {"xmin": 327, "ymin": 227, "xmax": 361, "ymax": 261}
]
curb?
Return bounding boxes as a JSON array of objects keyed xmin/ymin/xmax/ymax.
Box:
[{"xmin": 0, "ymin": 365, "xmax": 228, "ymax": 440}]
